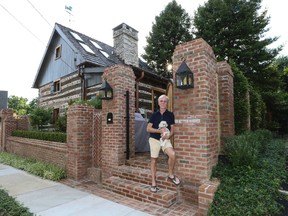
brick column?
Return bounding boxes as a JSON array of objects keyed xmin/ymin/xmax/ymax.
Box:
[
  {"xmin": 217, "ymin": 61, "xmax": 234, "ymax": 148},
  {"xmin": 0, "ymin": 109, "xmax": 16, "ymax": 151},
  {"xmin": 197, "ymin": 180, "xmax": 220, "ymax": 216},
  {"xmin": 172, "ymin": 38, "xmax": 219, "ymax": 184},
  {"xmin": 16, "ymin": 115, "xmax": 30, "ymax": 131},
  {"xmin": 101, "ymin": 64, "xmax": 136, "ymax": 180},
  {"xmin": 66, "ymin": 104, "xmax": 94, "ymax": 180}
]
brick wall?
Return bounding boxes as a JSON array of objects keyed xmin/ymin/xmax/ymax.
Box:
[
  {"xmin": 101, "ymin": 64, "xmax": 136, "ymax": 180},
  {"xmin": 217, "ymin": 61, "xmax": 234, "ymax": 148},
  {"xmin": 197, "ymin": 180, "xmax": 220, "ymax": 216},
  {"xmin": 172, "ymin": 38, "xmax": 219, "ymax": 184},
  {"xmin": 1, "ymin": 108, "xmax": 66, "ymax": 168},
  {"xmin": 6, "ymin": 137, "xmax": 67, "ymax": 168},
  {"xmin": 171, "ymin": 38, "xmax": 234, "ymax": 214},
  {"xmin": 92, "ymin": 110, "xmax": 102, "ymax": 168},
  {"xmin": 0, "ymin": 109, "xmax": 17, "ymax": 151},
  {"xmin": 66, "ymin": 104, "xmax": 94, "ymax": 180},
  {"xmin": 16, "ymin": 116, "xmax": 30, "ymax": 131},
  {"xmin": 1, "ymin": 105, "xmax": 100, "ymax": 181}
]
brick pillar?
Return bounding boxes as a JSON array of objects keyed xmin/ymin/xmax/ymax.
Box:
[
  {"xmin": 66, "ymin": 104, "xmax": 94, "ymax": 180},
  {"xmin": 92, "ymin": 110, "xmax": 102, "ymax": 168},
  {"xmin": 217, "ymin": 61, "xmax": 234, "ymax": 149},
  {"xmin": 172, "ymin": 38, "xmax": 219, "ymax": 184},
  {"xmin": 16, "ymin": 115, "xmax": 30, "ymax": 131},
  {"xmin": 101, "ymin": 64, "xmax": 136, "ymax": 180},
  {"xmin": 197, "ymin": 180, "xmax": 220, "ymax": 216},
  {"xmin": 87, "ymin": 110, "xmax": 102, "ymax": 183},
  {"xmin": 0, "ymin": 109, "xmax": 16, "ymax": 151}
]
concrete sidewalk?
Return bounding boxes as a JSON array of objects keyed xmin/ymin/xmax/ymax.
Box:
[{"xmin": 0, "ymin": 163, "xmax": 151, "ymax": 216}]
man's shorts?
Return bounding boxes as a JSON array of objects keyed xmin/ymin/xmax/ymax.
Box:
[{"xmin": 149, "ymin": 137, "xmax": 173, "ymax": 158}]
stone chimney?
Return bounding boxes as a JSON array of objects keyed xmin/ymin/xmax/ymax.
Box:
[{"xmin": 113, "ymin": 23, "xmax": 139, "ymax": 67}]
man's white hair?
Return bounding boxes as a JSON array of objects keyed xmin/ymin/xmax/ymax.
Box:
[{"xmin": 158, "ymin": 94, "xmax": 169, "ymax": 103}]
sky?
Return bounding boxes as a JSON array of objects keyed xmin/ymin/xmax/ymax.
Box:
[{"xmin": 0, "ymin": 0, "xmax": 287, "ymax": 102}]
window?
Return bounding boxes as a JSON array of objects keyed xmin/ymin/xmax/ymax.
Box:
[
  {"xmin": 70, "ymin": 31, "xmax": 83, "ymax": 42},
  {"xmin": 52, "ymin": 80, "xmax": 61, "ymax": 93},
  {"xmin": 79, "ymin": 42, "xmax": 95, "ymax": 54},
  {"xmin": 55, "ymin": 45, "xmax": 62, "ymax": 59},
  {"xmin": 90, "ymin": 40, "xmax": 110, "ymax": 58},
  {"xmin": 85, "ymin": 74, "xmax": 102, "ymax": 87}
]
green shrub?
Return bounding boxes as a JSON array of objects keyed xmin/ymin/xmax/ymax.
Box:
[
  {"xmin": 0, "ymin": 152, "xmax": 66, "ymax": 181},
  {"xmin": 250, "ymin": 88, "xmax": 267, "ymax": 131},
  {"xmin": 69, "ymin": 97, "xmax": 102, "ymax": 109},
  {"xmin": 29, "ymin": 107, "xmax": 53, "ymax": 130},
  {"xmin": 12, "ymin": 130, "xmax": 66, "ymax": 143},
  {"xmin": 223, "ymin": 129, "xmax": 273, "ymax": 167},
  {"xmin": 0, "ymin": 152, "xmax": 66, "ymax": 214},
  {"xmin": 232, "ymin": 62, "xmax": 250, "ymax": 135},
  {"xmin": 55, "ymin": 114, "xmax": 67, "ymax": 132},
  {"xmin": 224, "ymin": 133, "xmax": 259, "ymax": 167},
  {"xmin": 209, "ymin": 134, "xmax": 288, "ymax": 215},
  {"xmin": 0, "ymin": 189, "xmax": 34, "ymax": 216}
]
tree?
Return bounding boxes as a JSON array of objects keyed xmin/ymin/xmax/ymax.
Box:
[
  {"xmin": 8, "ymin": 96, "xmax": 30, "ymax": 115},
  {"xmin": 26, "ymin": 98, "xmax": 39, "ymax": 114},
  {"xmin": 274, "ymin": 56, "xmax": 288, "ymax": 92},
  {"xmin": 29, "ymin": 107, "xmax": 52, "ymax": 130},
  {"xmin": 253, "ymin": 62, "xmax": 283, "ymax": 92},
  {"xmin": 231, "ymin": 62, "xmax": 250, "ymax": 134},
  {"xmin": 193, "ymin": 0, "xmax": 281, "ymax": 87},
  {"xmin": 142, "ymin": 0, "xmax": 193, "ymax": 78}
]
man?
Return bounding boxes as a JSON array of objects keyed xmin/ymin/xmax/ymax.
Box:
[{"xmin": 146, "ymin": 94, "xmax": 181, "ymax": 193}]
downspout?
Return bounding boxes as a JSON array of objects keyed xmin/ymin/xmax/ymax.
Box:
[
  {"xmin": 136, "ymin": 71, "xmax": 144, "ymax": 112},
  {"xmin": 78, "ymin": 65, "xmax": 85, "ymax": 100}
]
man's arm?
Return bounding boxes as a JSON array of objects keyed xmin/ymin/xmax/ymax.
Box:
[{"xmin": 147, "ymin": 122, "xmax": 162, "ymax": 134}]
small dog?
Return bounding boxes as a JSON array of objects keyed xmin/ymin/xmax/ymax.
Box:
[{"xmin": 158, "ymin": 121, "xmax": 170, "ymax": 147}]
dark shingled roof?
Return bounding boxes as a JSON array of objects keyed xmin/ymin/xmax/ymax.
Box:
[
  {"xmin": 56, "ymin": 23, "xmax": 124, "ymax": 67},
  {"xmin": 33, "ymin": 23, "xmax": 169, "ymax": 88}
]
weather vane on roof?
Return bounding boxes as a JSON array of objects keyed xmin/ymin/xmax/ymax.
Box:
[{"xmin": 65, "ymin": 5, "xmax": 73, "ymax": 24}]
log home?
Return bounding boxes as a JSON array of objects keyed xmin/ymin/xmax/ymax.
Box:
[{"xmin": 32, "ymin": 23, "xmax": 170, "ymax": 122}]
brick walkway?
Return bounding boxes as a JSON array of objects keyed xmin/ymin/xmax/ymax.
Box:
[
  {"xmin": 60, "ymin": 178, "xmax": 198, "ymax": 216},
  {"xmin": 60, "ymin": 152, "xmax": 199, "ymax": 215}
]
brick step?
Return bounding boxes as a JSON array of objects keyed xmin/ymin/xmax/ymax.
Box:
[
  {"xmin": 126, "ymin": 152, "xmax": 169, "ymax": 172},
  {"xmin": 112, "ymin": 165, "xmax": 179, "ymax": 192},
  {"xmin": 102, "ymin": 176, "xmax": 178, "ymax": 208}
]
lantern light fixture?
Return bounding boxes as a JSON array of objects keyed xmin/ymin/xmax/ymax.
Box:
[
  {"xmin": 175, "ymin": 61, "xmax": 194, "ymax": 89},
  {"xmin": 99, "ymin": 79, "xmax": 113, "ymax": 100}
]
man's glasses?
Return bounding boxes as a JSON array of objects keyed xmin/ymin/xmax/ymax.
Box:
[{"xmin": 159, "ymin": 100, "xmax": 167, "ymax": 103}]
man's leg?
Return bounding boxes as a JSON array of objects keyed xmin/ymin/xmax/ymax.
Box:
[
  {"xmin": 151, "ymin": 157, "xmax": 157, "ymax": 186},
  {"xmin": 165, "ymin": 147, "xmax": 180, "ymax": 185},
  {"xmin": 149, "ymin": 138, "xmax": 161, "ymax": 191},
  {"xmin": 165, "ymin": 147, "xmax": 176, "ymax": 177}
]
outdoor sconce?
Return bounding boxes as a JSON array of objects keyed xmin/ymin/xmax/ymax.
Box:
[
  {"xmin": 175, "ymin": 61, "xmax": 194, "ymax": 89},
  {"xmin": 99, "ymin": 79, "xmax": 113, "ymax": 100}
]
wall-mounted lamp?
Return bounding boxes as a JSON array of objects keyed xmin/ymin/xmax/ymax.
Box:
[
  {"xmin": 175, "ymin": 61, "xmax": 194, "ymax": 89},
  {"xmin": 99, "ymin": 79, "xmax": 113, "ymax": 100}
]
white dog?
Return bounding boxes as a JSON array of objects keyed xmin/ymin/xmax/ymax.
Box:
[{"xmin": 158, "ymin": 121, "xmax": 170, "ymax": 147}]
